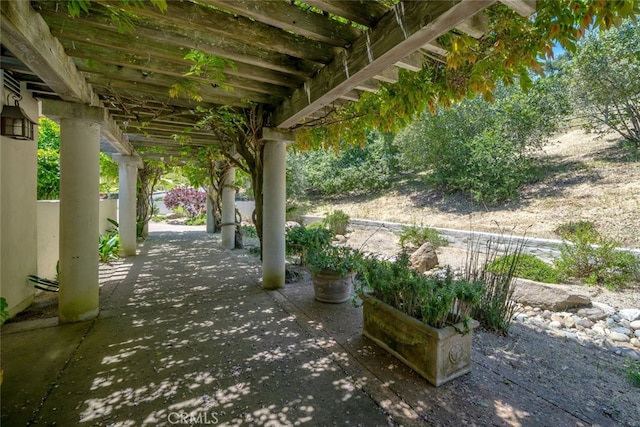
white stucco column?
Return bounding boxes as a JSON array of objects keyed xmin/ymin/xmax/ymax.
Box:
[
  {"xmin": 262, "ymin": 129, "xmax": 292, "ymax": 290},
  {"xmin": 113, "ymin": 154, "xmax": 142, "ymax": 256},
  {"xmin": 43, "ymin": 100, "xmax": 104, "ymax": 323},
  {"xmin": 206, "ymin": 195, "xmax": 215, "ymax": 234},
  {"xmin": 221, "ymin": 166, "xmax": 236, "ymax": 249}
]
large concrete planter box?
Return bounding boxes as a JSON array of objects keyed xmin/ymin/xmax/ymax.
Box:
[{"xmin": 361, "ymin": 294, "xmax": 479, "ymax": 386}]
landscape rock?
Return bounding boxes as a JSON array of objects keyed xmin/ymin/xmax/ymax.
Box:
[
  {"xmin": 592, "ymin": 302, "xmax": 616, "ymax": 316},
  {"xmin": 575, "ymin": 318, "xmax": 594, "ymax": 329},
  {"xmin": 511, "ymin": 278, "xmax": 591, "ymax": 311},
  {"xmin": 285, "ymin": 221, "xmax": 301, "ymax": 230},
  {"xmin": 629, "ymin": 320, "xmax": 640, "ymax": 330},
  {"xmin": 334, "ymin": 234, "xmax": 347, "ymax": 243},
  {"xmin": 592, "ymin": 325, "xmax": 607, "ymax": 335},
  {"xmin": 631, "ymin": 338, "xmax": 640, "ymax": 349},
  {"xmin": 609, "ymin": 332, "xmax": 631, "ymax": 343},
  {"xmin": 619, "ymin": 308, "xmax": 640, "ymax": 322},
  {"xmin": 409, "ymin": 243, "xmax": 438, "ymax": 274},
  {"xmin": 577, "ymin": 307, "xmax": 608, "ymax": 321},
  {"xmin": 549, "ymin": 321, "xmax": 563, "ymax": 329},
  {"xmin": 612, "ymin": 327, "xmax": 632, "ymax": 336}
]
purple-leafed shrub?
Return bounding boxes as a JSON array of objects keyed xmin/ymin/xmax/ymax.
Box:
[{"xmin": 164, "ymin": 187, "xmax": 207, "ymax": 218}]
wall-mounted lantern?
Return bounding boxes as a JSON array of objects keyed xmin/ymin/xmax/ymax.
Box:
[{"xmin": 1, "ymin": 94, "xmax": 36, "ymax": 140}]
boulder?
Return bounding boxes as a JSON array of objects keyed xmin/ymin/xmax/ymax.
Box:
[
  {"xmin": 285, "ymin": 221, "xmax": 302, "ymax": 230},
  {"xmin": 409, "ymin": 243, "xmax": 439, "ymax": 273},
  {"xmin": 511, "ymin": 278, "xmax": 591, "ymax": 311}
]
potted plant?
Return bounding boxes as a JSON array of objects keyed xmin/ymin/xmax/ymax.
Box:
[
  {"xmin": 285, "ymin": 225, "xmax": 334, "ymax": 265},
  {"xmin": 357, "ymin": 254, "xmax": 483, "ymax": 386},
  {"xmin": 305, "ymin": 244, "xmax": 361, "ymax": 303}
]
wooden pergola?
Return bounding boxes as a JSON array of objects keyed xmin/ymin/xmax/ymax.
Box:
[
  {"xmin": 0, "ymin": 0, "xmax": 534, "ymax": 321},
  {"xmin": 1, "ymin": 0, "xmax": 535, "ymax": 156}
]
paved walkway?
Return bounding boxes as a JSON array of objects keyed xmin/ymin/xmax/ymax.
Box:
[{"xmin": 2, "ymin": 224, "xmax": 636, "ymax": 426}]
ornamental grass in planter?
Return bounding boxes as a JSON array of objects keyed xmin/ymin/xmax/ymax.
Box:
[
  {"xmin": 305, "ymin": 245, "xmax": 362, "ymax": 303},
  {"xmin": 357, "ymin": 254, "xmax": 483, "ymax": 386}
]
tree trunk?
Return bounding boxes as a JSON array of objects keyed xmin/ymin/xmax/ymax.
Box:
[{"xmin": 136, "ymin": 162, "xmax": 163, "ymax": 238}]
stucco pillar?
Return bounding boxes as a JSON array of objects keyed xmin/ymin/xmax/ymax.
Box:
[
  {"xmin": 113, "ymin": 154, "xmax": 141, "ymax": 256},
  {"xmin": 221, "ymin": 167, "xmax": 236, "ymax": 249},
  {"xmin": 43, "ymin": 100, "xmax": 105, "ymax": 323},
  {"xmin": 262, "ymin": 131, "xmax": 290, "ymax": 290},
  {"xmin": 206, "ymin": 195, "xmax": 215, "ymax": 234},
  {"xmin": 0, "ymin": 83, "xmax": 38, "ymax": 317}
]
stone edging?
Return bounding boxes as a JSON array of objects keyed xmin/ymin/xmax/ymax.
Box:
[{"xmin": 302, "ymin": 216, "xmax": 640, "ymax": 263}]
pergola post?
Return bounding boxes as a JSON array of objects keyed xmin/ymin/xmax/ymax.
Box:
[
  {"xmin": 221, "ymin": 166, "xmax": 236, "ymax": 249},
  {"xmin": 113, "ymin": 154, "xmax": 142, "ymax": 256},
  {"xmin": 206, "ymin": 196, "xmax": 215, "ymax": 234},
  {"xmin": 42, "ymin": 100, "xmax": 104, "ymax": 323},
  {"xmin": 261, "ymin": 129, "xmax": 294, "ymax": 290}
]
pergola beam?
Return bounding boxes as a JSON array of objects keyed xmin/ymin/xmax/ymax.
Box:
[
  {"xmin": 199, "ymin": 0, "xmax": 360, "ymax": 47},
  {"xmin": 499, "ymin": 0, "xmax": 536, "ymax": 17},
  {"xmin": 273, "ymin": 0, "xmax": 495, "ymax": 128},
  {"xmin": 1, "ymin": 0, "xmax": 132, "ymax": 154}
]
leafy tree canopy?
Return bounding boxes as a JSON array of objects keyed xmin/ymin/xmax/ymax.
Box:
[
  {"xmin": 295, "ymin": 1, "xmax": 639, "ymax": 148},
  {"xmin": 567, "ymin": 18, "xmax": 640, "ymax": 147}
]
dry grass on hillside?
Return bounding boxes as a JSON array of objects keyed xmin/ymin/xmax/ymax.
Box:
[{"xmin": 306, "ymin": 128, "xmax": 640, "ymax": 248}]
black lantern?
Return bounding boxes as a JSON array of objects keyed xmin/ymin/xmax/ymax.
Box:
[{"xmin": 1, "ymin": 95, "xmax": 36, "ymax": 140}]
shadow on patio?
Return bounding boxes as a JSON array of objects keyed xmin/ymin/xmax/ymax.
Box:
[{"xmin": 1, "ymin": 224, "xmax": 627, "ymax": 426}]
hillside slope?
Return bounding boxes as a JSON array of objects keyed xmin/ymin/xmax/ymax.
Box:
[{"xmin": 307, "ymin": 128, "xmax": 640, "ymax": 248}]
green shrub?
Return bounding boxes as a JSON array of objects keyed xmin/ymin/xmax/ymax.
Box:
[
  {"xmin": 0, "ymin": 297, "xmax": 9, "ymax": 325},
  {"xmin": 289, "ymin": 131, "xmax": 399, "ymax": 196},
  {"xmin": 627, "ymin": 360, "xmax": 640, "ymax": 388},
  {"xmin": 286, "ymin": 226, "xmax": 333, "ymax": 264},
  {"xmin": 485, "ymin": 254, "xmax": 561, "ymax": 284},
  {"xmin": 242, "ymin": 225, "xmax": 258, "ymax": 238},
  {"xmin": 323, "ymin": 210, "xmax": 350, "ymax": 235},
  {"xmin": 184, "ymin": 214, "xmax": 206, "ymax": 225},
  {"xmin": 554, "ymin": 220, "xmax": 596, "ymax": 238},
  {"xmin": 305, "ymin": 245, "xmax": 361, "ymax": 276},
  {"xmin": 554, "ymin": 225, "xmax": 639, "ymax": 289},
  {"xmin": 398, "ymin": 225, "xmax": 447, "ymax": 250},
  {"xmin": 395, "ymin": 77, "xmax": 570, "ymax": 204},
  {"xmin": 98, "ymin": 218, "xmax": 120, "ymax": 263}
]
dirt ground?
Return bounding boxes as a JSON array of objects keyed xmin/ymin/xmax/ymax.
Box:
[{"xmin": 308, "ymin": 128, "xmax": 640, "ymax": 249}]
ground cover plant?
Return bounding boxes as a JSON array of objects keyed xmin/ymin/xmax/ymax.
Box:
[
  {"xmin": 398, "ymin": 225, "xmax": 447, "ymax": 250},
  {"xmin": 486, "ymin": 253, "xmax": 561, "ymax": 284},
  {"xmin": 322, "ymin": 210, "xmax": 350, "ymax": 235},
  {"xmin": 555, "ymin": 224, "xmax": 640, "ymax": 289}
]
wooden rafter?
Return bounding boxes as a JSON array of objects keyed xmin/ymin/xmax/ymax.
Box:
[{"xmin": 273, "ymin": 0, "xmax": 496, "ymax": 128}]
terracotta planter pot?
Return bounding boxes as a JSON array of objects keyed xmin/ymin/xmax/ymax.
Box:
[
  {"xmin": 361, "ymin": 293, "xmax": 478, "ymax": 386},
  {"xmin": 310, "ymin": 269, "xmax": 355, "ymax": 303}
]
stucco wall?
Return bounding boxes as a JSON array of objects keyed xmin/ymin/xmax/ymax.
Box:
[
  {"xmin": 0, "ymin": 85, "xmax": 39, "ymax": 317},
  {"xmin": 37, "ymin": 199, "xmax": 118, "ymax": 280}
]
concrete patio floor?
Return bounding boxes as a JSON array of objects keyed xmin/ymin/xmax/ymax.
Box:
[{"xmin": 1, "ymin": 224, "xmax": 633, "ymax": 426}]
